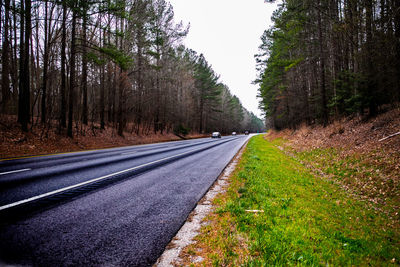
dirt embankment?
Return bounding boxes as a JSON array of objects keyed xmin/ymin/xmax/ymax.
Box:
[
  {"xmin": 269, "ymin": 107, "xmax": 400, "ymax": 156},
  {"xmin": 0, "ymin": 115, "xmax": 207, "ymax": 159}
]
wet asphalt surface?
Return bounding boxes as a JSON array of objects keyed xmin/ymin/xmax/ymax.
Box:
[{"xmin": 0, "ymin": 135, "xmax": 250, "ymax": 266}]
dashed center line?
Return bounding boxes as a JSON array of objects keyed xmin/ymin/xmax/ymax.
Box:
[
  {"xmin": 0, "ymin": 168, "xmax": 31, "ymax": 176},
  {"xmin": 120, "ymin": 151, "xmax": 137, "ymax": 155}
]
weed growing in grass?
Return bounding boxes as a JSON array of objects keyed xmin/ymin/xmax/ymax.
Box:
[{"xmin": 180, "ymin": 135, "xmax": 400, "ymax": 266}]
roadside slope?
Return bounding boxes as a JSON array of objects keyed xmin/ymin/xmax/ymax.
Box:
[
  {"xmin": 176, "ymin": 134, "xmax": 399, "ymax": 265},
  {"xmin": 269, "ymin": 108, "xmax": 400, "ymax": 220}
]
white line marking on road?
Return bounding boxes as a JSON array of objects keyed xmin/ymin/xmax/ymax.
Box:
[
  {"xmin": 120, "ymin": 151, "xmax": 137, "ymax": 155},
  {"xmin": 0, "ymin": 147, "xmax": 202, "ymax": 212},
  {"xmin": 0, "ymin": 168, "xmax": 31, "ymax": 176}
]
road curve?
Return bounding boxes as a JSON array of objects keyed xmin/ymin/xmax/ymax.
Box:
[{"xmin": 0, "ymin": 135, "xmax": 250, "ymax": 266}]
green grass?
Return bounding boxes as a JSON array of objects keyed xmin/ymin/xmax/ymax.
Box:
[
  {"xmin": 294, "ymin": 144, "xmax": 400, "ymax": 219},
  {"xmin": 195, "ymin": 135, "xmax": 399, "ymax": 266}
]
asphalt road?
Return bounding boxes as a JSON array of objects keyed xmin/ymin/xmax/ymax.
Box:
[{"xmin": 0, "ymin": 134, "xmax": 250, "ymax": 266}]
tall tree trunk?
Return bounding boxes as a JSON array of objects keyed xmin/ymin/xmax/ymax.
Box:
[
  {"xmin": 1, "ymin": 0, "xmax": 11, "ymax": 112},
  {"xmin": 81, "ymin": 4, "xmax": 88, "ymax": 125},
  {"xmin": 365, "ymin": 0, "xmax": 377, "ymax": 116},
  {"xmin": 154, "ymin": 72, "xmax": 160, "ymax": 134},
  {"xmin": 10, "ymin": 0, "xmax": 19, "ymax": 103},
  {"xmin": 330, "ymin": 0, "xmax": 340, "ymax": 117},
  {"xmin": 68, "ymin": 8, "xmax": 77, "ymax": 138},
  {"xmin": 41, "ymin": 0, "xmax": 49, "ymax": 123},
  {"xmin": 100, "ymin": 30, "xmax": 105, "ymax": 130},
  {"xmin": 106, "ymin": 21, "xmax": 113, "ymax": 124},
  {"xmin": 317, "ymin": 0, "xmax": 328, "ymax": 126},
  {"xmin": 349, "ymin": 0, "xmax": 361, "ymax": 114},
  {"xmin": 117, "ymin": 7, "xmax": 125, "ymax": 137},
  {"xmin": 107, "ymin": 63, "xmax": 113, "ymax": 123},
  {"xmin": 60, "ymin": 0, "xmax": 67, "ymax": 128},
  {"xmin": 394, "ymin": 0, "xmax": 400, "ymax": 101},
  {"xmin": 135, "ymin": 36, "xmax": 143, "ymax": 133},
  {"xmin": 154, "ymin": 32, "xmax": 161, "ymax": 134},
  {"xmin": 18, "ymin": 0, "xmax": 31, "ymax": 132},
  {"xmin": 100, "ymin": 69, "xmax": 105, "ymax": 130},
  {"xmin": 23, "ymin": 0, "xmax": 31, "ymax": 130},
  {"xmin": 112, "ymin": 65, "xmax": 116, "ymax": 124},
  {"xmin": 18, "ymin": 0, "xmax": 25, "ymax": 125},
  {"xmin": 117, "ymin": 70, "xmax": 124, "ymax": 136}
]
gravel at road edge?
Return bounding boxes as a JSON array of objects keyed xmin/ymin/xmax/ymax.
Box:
[{"xmin": 155, "ymin": 140, "xmax": 248, "ymax": 266}]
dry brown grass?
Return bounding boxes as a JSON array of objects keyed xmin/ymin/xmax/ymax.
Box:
[{"xmin": 286, "ymin": 108, "xmax": 400, "ymax": 154}]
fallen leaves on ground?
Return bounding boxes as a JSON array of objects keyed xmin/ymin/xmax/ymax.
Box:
[{"xmin": 0, "ymin": 115, "xmax": 207, "ymax": 159}]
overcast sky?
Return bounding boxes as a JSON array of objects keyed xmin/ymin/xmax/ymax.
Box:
[{"xmin": 168, "ymin": 0, "xmax": 279, "ymax": 118}]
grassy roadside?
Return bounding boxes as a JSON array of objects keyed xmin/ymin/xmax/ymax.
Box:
[
  {"xmin": 292, "ymin": 146, "xmax": 400, "ymax": 222},
  {"xmin": 179, "ymin": 135, "xmax": 400, "ymax": 266}
]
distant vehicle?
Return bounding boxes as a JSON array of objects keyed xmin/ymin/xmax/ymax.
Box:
[
  {"xmin": 244, "ymin": 130, "xmax": 249, "ymax": 135},
  {"xmin": 232, "ymin": 132, "xmax": 237, "ymax": 136},
  {"xmin": 211, "ymin": 132, "xmax": 221, "ymax": 138}
]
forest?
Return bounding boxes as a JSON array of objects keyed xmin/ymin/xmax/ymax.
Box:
[
  {"xmin": 0, "ymin": 0, "xmax": 265, "ymax": 138},
  {"xmin": 256, "ymin": 0, "xmax": 400, "ymax": 129}
]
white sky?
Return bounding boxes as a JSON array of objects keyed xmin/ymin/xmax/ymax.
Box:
[{"xmin": 168, "ymin": 0, "xmax": 279, "ymax": 118}]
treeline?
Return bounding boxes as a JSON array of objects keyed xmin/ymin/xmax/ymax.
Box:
[
  {"xmin": 0, "ymin": 0, "xmax": 264, "ymax": 137},
  {"xmin": 256, "ymin": 0, "xmax": 400, "ymax": 129}
]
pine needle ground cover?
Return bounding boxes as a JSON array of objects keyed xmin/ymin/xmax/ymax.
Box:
[{"xmin": 180, "ymin": 135, "xmax": 399, "ymax": 266}]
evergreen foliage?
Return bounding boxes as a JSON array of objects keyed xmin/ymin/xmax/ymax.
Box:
[{"xmin": 256, "ymin": 0, "xmax": 400, "ymax": 129}]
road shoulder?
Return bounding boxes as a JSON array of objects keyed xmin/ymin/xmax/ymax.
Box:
[{"xmin": 155, "ymin": 138, "xmax": 249, "ymax": 266}]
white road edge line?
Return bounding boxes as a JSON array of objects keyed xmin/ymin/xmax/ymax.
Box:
[
  {"xmin": 0, "ymin": 168, "xmax": 31, "ymax": 176},
  {"xmin": 0, "ymin": 147, "xmax": 200, "ymax": 212}
]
